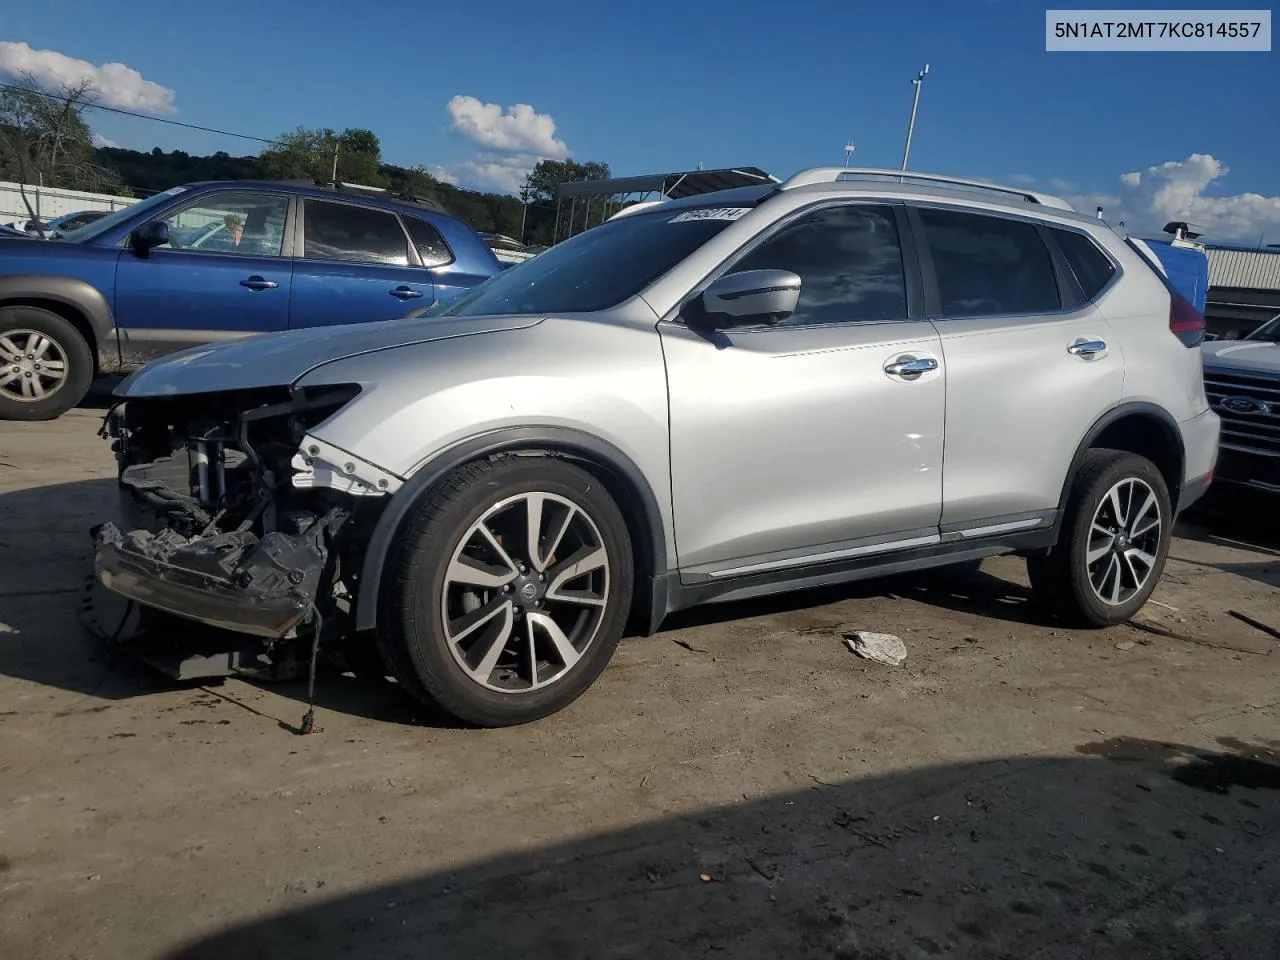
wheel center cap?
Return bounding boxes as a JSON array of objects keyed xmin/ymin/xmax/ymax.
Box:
[
  {"xmin": 1115, "ymin": 534, "xmax": 1130, "ymax": 550},
  {"xmin": 17, "ymin": 358, "xmax": 33, "ymax": 373},
  {"xmin": 513, "ymin": 576, "xmax": 544, "ymax": 608}
]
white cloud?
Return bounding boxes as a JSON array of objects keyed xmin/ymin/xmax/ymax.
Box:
[
  {"xmin": 91, "ymin": 132, "xmax": 120, "ymax": 149},
  {"xmin": 1008, "ymin": 173, "xmax": 1035, "ymax": 185},
  {"xmin": 0, "ymin": 41, "xmax": 175, "ymax": 114},
  {"xmin": 428, "ymin": 165, "xmax": 459, "ymax": 186},
  {"xmin": 1018, "ymin": 154, "xmax": 1280, "ymax": 242},
  {"xmin": 447, "ymin": 95, "xmax": 569, "ymax": 160},
  {"xmin": 461, "ymin": 153, "xmax": 540, "ymax": 193},
  {"xmin": 1110, "ymin": 154, "xmax": 1280, "ymax": 241}
]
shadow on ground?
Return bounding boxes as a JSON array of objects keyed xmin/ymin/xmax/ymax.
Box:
[{"xmin": 161, "ymin": 737, "xmax": 1280, "ymax": 960}]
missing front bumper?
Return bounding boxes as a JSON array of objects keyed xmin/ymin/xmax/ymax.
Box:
[{"xmin": 92, "ymin": 522, "xmax": 327, "ymax": 640}]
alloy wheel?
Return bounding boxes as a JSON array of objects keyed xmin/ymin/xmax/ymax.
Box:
[
  {"xmin": 1086, "ymin": 477, "xmax": 1162, "ymax": 606},
  {"xmin": 441, "ymin": 491, "xmax": 611, "ymax": 693},
  {"xmin": 0, "ymin": 329, "xmax": 69, "ymax": 403}
]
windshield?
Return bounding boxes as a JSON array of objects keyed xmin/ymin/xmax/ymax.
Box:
[
  {"xmin": 64, "ymin": 188, "xmax": 188, "ymax": 243},
  {"xmin": 436, "ymin": 205, "xmax": 753, "ymax": 317},
  {"xmin": 1246, "ymin": 313, "xmax": 1280, "ymax": 343}
]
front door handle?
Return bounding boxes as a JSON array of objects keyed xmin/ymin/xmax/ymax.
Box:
[
  {"xmin": 390, "ymin": 286, "xmax": 425, "ymax": 300},
  {"xmin": 1067, "ymin": 339, "xmax": 1108, "ymax": 358},
  {"xmin": 239, "ymin": 275, "xmax": 278, "ymax": 291},
  {"xmin": 884, "ymin": 355, "xmax": 939, "ymax": 379}
]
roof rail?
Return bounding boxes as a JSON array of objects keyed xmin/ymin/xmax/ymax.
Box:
[
  {"xmin": 273, "ymin": 178, "xmax": 448, "ymax": 214},
  {"xmin": 778, "ymin": 167, "xmax": 1075, "ymax": 211}
]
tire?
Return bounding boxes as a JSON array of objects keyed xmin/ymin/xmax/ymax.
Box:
[
  {"xmin": 378, "ymin": 455, "xmax": 634, "ymax": 727},
  {"xmin": 1027, "ymin": 449, "xmax": 1172, "ymax": 627},
  {"xmin": 0, "ymin": 306, "xmax": 94, "ymax": 421}
]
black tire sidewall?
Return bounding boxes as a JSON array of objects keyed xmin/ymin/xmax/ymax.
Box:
[
  {"xmin": 0, "ymin": 306, "xmax": 93, "ymax": 421},
  {"xmin": 394, "ymin": 459, "xmax": 633, "ymax": 726},
  {"xmin": 1059, "ymin": 452, "xmax": 1172, "ymax": 626}
]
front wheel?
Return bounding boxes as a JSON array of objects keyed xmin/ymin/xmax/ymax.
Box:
[
  {"xmin": 0, "ymin": 306, "xmax": 94, "ymax": 421},
  {"xmin": 379, "ymin": 456, "xmax": 634, "ymax": 727},
  {"xmin": 1028, "ymin": 449, "xmax": 1172, "ymax": 627}
]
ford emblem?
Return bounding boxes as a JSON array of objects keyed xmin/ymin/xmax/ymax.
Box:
[{"xmin": 1220, "ymin": 396, "xmax": 1271, "ymax": 415}]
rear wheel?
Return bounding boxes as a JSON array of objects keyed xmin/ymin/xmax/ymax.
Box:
[
  {"xmin": 0, "ymin": 306, "xmax": 93, "ymax": 421},
  {"xmin": 1028, "ymin": 449, "xmax": 1171, "ymax": 627},
  {"xmin": 379, "ymin": 456, "xmax": 633, "ymax": 726}
]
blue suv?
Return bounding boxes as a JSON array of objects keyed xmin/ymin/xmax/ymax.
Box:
[{"xmin": 0, "ymin": 180, "xmax": 502, "ymax": 420}]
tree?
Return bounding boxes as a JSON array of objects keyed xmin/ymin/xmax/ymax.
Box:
[
  {"xmin": 260, "ymin": 126, "xmax": 387, "ymax": 185},
  {"xmin": 0, "ymin": 72, "xmax": 125, "ymax": 195},
  {"xmin": 521, "ymin": 159, "xmax": 611, "ymax": 246}
]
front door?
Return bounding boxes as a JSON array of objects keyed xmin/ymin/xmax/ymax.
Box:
[
  {"xmin": 909, "ymin": 205, "xmax": 1125, "ymax": 529},
  {"xmin": 289, "ymin": 199, "xmax": 434, "ymax": 330},
  {"xmin": 661, "ymin": 202, "xmax": 946, "ymax": 580},
  {"xmin": 114, "ymin": 190, "xmax": 294, "ymax": 364}
]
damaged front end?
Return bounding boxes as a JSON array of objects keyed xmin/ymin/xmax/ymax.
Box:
[{"xmin": 88, "ymin": 383, "xmax": 396, "ymax": 680}]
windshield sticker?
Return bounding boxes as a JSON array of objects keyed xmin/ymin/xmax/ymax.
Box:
[
  {"xmin": 668, "ymin": 207, "xmax": 751, "ymax": 224},
  {"xmin": 161, "ymin": 186, "xmax": 188, "ymax": 196}
]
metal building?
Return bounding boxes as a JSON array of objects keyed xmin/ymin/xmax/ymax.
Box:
[{"xmin": 1205, "ymin": 243, "xmax": 1280, "ymax": 338}]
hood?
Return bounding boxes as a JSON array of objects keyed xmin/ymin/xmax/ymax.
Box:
[
  {"xmin": 116, "ymin": 314, "xmax": 544, "ymax": 397},
  {"xmin": 1202, "ymin": 339, "xmax": 1280, "ymax": 377}
]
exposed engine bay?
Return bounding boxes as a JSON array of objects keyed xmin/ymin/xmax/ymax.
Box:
[{"xmin": 88, "ymin": 384, "xmax": 391, "ymax": 684}]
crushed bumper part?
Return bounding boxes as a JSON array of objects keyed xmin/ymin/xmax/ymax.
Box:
[{"xmin": 93, "ymin": 521, "xmax": 328, "ymax": 640}]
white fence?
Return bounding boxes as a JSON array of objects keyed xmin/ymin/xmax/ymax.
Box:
[{"xmin": 0, "ymin": 180, "xmax": 138, "ymax": 227}]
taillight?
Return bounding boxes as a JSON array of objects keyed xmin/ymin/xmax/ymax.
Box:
[{"xmin": 1169, "ymin": 292, "xmax": 1205, "ymax": 347}]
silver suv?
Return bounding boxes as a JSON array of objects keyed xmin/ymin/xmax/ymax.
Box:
[{"xmin": 92, "ymin": 168, "xmax": 1220, "ymax": 727}]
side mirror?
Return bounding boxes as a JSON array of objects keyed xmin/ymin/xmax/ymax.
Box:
[
  {"xmin": 698, "ymin": 269, "xmax": 801, "ymax": 328},
  {"xmin": 130, "ymin": 220, "xmax": 170, "ymax": 257}
]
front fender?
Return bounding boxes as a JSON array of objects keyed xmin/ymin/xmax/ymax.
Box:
[
  {"xmin": 346, "ymin": 426, "xmax": 672, "ymax": 633},
  {"xmin": 0, "ymin": 273, "xmax": 119, "ymax": 372}
]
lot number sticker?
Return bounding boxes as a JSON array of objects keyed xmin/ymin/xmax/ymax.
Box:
[{"xmin": 668, "ymin": 208, "xmax": 751, "ymax": 223}]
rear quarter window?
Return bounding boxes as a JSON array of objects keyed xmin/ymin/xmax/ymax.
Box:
[{"xmin": 1051, "ymin": 228, "xmax": 1116, "ymax": 300}]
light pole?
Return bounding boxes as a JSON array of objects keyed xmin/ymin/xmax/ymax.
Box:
[
  {"xmin": 900, "ymin": 63, "xmax": 930, "ymax": 172},
  {"xmin": 843, "ymin": 141, "xmax": 855, "ymax": 167}
]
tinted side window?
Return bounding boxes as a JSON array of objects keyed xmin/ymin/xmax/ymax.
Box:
[
  {"xmin": 919, "ymin": 209, "xmax": 1060, "ymax": 317},
  {"xmin": 403, "ymin": 216, "xmax": 454, "ymax": 268},
  {"xmin": 731, "ymin": 204, "xmax": 908, "ymax": 326},
  {"xmin": 303, "ymin": 201, "xmax": 409, "ymax": 266},
  {"xmin": 1052, "ymin": 228, "xmax": 1116, "ymax": 300}
]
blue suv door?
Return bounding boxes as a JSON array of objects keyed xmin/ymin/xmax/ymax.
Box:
[
  {"xmin": 288, "ymin": 199, "xmax": 434, "ymax": 329},
  {"xmin": 113, "ymin": 190, "xmax": 294, "ymax": 362}
]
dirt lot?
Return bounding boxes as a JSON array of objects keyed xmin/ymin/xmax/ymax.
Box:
[{"xmin": 3, "ymin": 407, "xmax": 1280, "ymax": 960}]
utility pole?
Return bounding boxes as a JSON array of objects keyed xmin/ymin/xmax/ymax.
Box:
[
  {"xmin": 331, "ymin": 142, "xmax": 339, "ymax": 183},
  {"xmin": 843, "ymin": 142, "xmax": 855, "ymax": 167},
  {"xmin": 900, "ymin": 63, "xmax": 930, "ymax": 172}
]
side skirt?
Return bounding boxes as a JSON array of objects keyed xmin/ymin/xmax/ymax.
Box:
[{"xmin": 642, "ymin": 521, "xmax": 1058, "ymax": 633}]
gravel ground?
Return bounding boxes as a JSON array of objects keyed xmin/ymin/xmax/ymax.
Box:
[{"xmin": 2, "ymin": 408, "xmax": 1279, "ymax": 959}]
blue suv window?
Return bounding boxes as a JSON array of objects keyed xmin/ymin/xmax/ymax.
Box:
[
  {"xmin": 159, "ymin": 191, "xmax": 290, "ymax": 257},
  {"xmin": 303, "ymin": 200, "xmax": 410, "ymax": 266},
  {"xmin": 403, "ymin": 216, "xmax": 454, "ymax": 268}
]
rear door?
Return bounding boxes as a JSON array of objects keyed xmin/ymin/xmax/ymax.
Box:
[
  {"xmin": 289, "ymin": 199, "xmax": 434, "ymax": 329},
  {"xmin": 113, "ymin": 190, "xmax": 293, "ymax": 363},
  {"xmin": 910, "ymin": 205, "xmax": 1124, "ymax": 531}
]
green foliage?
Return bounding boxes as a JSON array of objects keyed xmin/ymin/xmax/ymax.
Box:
[
  {"xmin": 260, "ymin": 126, "xmax": 386, "ymax": 185},
  {"xmin": 0, "ymin": 72, "xmax": 125, "ymax": 193},
  {"xmin": 521, "ymin": 158, "xmax": 612, "ymax": 245}
]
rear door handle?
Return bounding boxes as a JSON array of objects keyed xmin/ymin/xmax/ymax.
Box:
[
  {"xmin": 884, "ymin": 355, "xmax": 939, "ymax": 379},
  {"xmin": 1067, "ymin": 339, "xmax": 1107, "ymax": 358},
  {"xmin": 390, "ymin": 286, "xmax": 425, "ymax": 300},
  {"xmin": 239, "ymin": 275, "xmax": 278, "ymax": 291}
]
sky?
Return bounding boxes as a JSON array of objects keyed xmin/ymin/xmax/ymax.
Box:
[{"xmin": 1, "ymin": 0, "xmax": 1277, "ymax": 241}]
